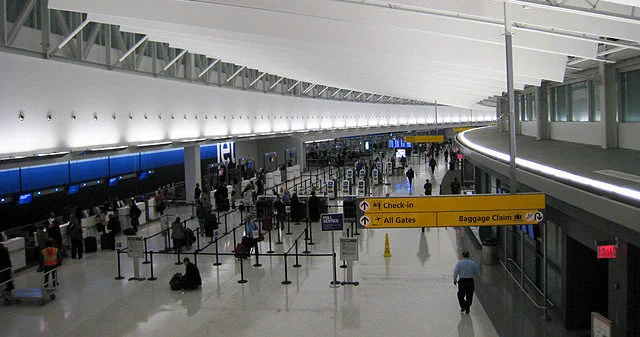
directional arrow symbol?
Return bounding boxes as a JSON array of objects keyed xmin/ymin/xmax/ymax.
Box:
[
  {"xmin": 359, "ymin": 201, "xmax": 370, "ymax": 212},
  {"xmin": 360, "ymin": 216, "xmax": 370, "ymax": 226}
]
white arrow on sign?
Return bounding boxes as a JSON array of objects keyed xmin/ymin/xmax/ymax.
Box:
[
  {"xmin": 359, "ymin": 201, "xmax": 370, "ymax": 212},
  {"xmin": 359, "ymin": 216, "xmax": 370, "ymax": 226}
]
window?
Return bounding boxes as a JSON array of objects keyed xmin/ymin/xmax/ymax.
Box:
[
  {"xmin": 518, "ymin": 92, "xmax": 536, "ymax": 121},
  {"xmin": 621, "ymin": 69, "xmax": 640, "ymax": 122},
  {"xmin": 569, "ymin": 81, "xmax": 589, "ymax": 122},
  {"xmin": 526, "ymin": 92, "xmax": 536, "ymax": 121},
  {"xmin": 592, "ymin": 81, "xmax": 601, "ymax": 122},
  {"xmin": 552, "ymin": 86, "xmax": 568, "ymax": 121}
]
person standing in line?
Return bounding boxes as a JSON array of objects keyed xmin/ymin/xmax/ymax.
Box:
[
  {"xmin": 69, "ymin": 215, "xmax": 84, "ymax": 259},
  {"xmin": 451, "ymin": 177, "xmax": 461, "ymax": 195},
  {"xmin": 444, "ymin": 149, "xmax": 450, "ymax": 163},
  {"xmin": 406, "ymin": 167, "xmax": 415, "ymax": 190},
  {"xmin": 453, "ymin": 251, "xmax": 480, "ymax": 314},
  {"xmin": 194, "ymin": 183, "xmax": 202, "ymax": 203},
  {"xmin": 171, "ymin": 217, "xmax": 186, "ymax": 252},
  {"xmin": 0, "ymin": 243, "xmax": 14, "ymax": 293},
  {"xmin": 129, "ymin": 199, "xmax": 142, "ymax": 233}
]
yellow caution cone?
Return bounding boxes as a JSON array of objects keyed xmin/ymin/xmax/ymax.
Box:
[{"xmin": 383, "ymin": 233, "xmax": 392, "ymax": 257}]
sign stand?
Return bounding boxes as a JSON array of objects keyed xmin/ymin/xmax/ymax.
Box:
[
  {"xmin": 127, "ymin": 236, "xmax": 146, "ymax": 281},
  {"xmin": 321, "ymin": 213, "xmax": 344, "ymax": 288},
  {"xmin": 340, "ymin": 237, "xmax": 359, "ymax": 286}
]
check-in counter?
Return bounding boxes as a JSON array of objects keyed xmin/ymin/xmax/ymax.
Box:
[
  {"xmin": 136, "ymin": 202, "xmax": 147, "ymax": 225},
  {"xmin": 81, "ymin": 216, "xmax": 98, "ymax": 238},
  {"xmin": 273, "ymin": 170, "xmax": 282, "ymax": 186},
  {"xmin": 1, "ymin": 237, "xmax": 26, "ymax": 271},
  {"xmin": 118, "ymin": 206, "xmax": 131, "ymax": 231},
  {"xmin": 147, "ymin": 197, "xmax": 159, "ymax": 221}
]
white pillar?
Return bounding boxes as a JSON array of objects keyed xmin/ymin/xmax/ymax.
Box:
[{"xmin": 184, "ymin": 145, "xmax": 201, "ymax": 202}]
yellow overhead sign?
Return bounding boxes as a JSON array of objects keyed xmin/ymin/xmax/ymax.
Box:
[
  {"xmin": 357, "ymin": 193, "xmax": 546, "ymax": 228},
  {"xmin": 453, "ymin": 127, "xmax": 476, "ymax": 132},
  {"xmin": 403, "ymin": 135, "xmax": 445, "ymax": 143}
]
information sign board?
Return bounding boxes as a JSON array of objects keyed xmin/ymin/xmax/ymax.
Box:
[
  {"xmin": 404, "ymin": 135, "xmax": 445, "ymax": 143},
  {"xmin": 340, "ymin": 237, "xmax": 359, "ymax": 261},
  {"xmin": 127, "ymin": 236, "xmax": 144, "ymax": 258},
  {"xmin": 322, "ymin": 213, "xmax": 344, "ymax": 231}
]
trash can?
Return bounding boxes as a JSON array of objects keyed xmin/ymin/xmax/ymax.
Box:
[{"xmin": 482, "ymin": 239, "xmax": 499, "ymax": 265}]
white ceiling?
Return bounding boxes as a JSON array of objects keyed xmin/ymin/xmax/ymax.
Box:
[{"xmin": 49, "ymin": 0, "xmax": 640, "ymax": 110}]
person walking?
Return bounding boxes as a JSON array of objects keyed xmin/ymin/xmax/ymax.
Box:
[
  {"xmin": 451, "ymin": 177, "xmax": 461, "ymax": 195},
  {"xmin": 428, "ymin": 157, "xmax": 437, "ymax": 175},
  {"xmin": 406, "ymin": 167, "xmax": 415, "ymax": 190},
  {"xmin": 453, "ymin": 251, "xmax": 480, "ymax": 314},
  {"xmin": 194, "ymin": 183, "xmax": 202, "ymax": 202}
]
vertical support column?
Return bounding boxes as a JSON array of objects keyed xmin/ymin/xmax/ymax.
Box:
[
  {"xmin": 503, "ymin": 3, "xmax": 518, "ymax": 194},
  {"xmin": 599, "ymin": 63, "xmax": 618, "ymax": 149},
  {"xmin": 184, "ymin": 145, "xmax": 202, "ymax": 203},
  {"xmin": 185, "ymin": 52, "xmax": 195, "ymax": 82},
  {"xmin": 535, "ymin": 84, "xmax": 549, "ymax": 141},
  {"xmin": 0, "ymin": 0, "xmax": 6, "ymax": 45},
  {"xmin": 105, "ymin": 24, "xmax": 111, "ymax": 67},
  {"xmin": 151, "ymin": 41, "xmax": 157, "ymax": 76},
  {"xmin": 40, "ymin": 0, "xmax": 50, "ymax": 55}
]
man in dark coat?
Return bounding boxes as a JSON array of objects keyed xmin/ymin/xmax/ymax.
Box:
[
  {"xmin": 180, "ymin": 258, "xmax": 202, "ymax": 290},
  {"xmin": 308, "ymin": 191, "xmax": 321, "ymax": 222}
]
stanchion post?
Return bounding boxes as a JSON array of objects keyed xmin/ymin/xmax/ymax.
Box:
[
  {"xmin": 308, "ymin": 219, "xmax": 315, "ymax": 245},
  {"xmin": 330, "ymin": 252, "xmax": 340, "ymax": 286},
  {"xmin": 224, "ymin": 214, "xmax": 228, "ymax": 234},
  {"xmin": 213, "ymin": 238, "xmax": 222, "ymax": 266},
  {"xmin": 267, "ymin": 229, "xmax": 274, "ymax": 253},
  {"xmin": 147, "ymin": 251, "xmax": 157, "ymax": 281},
  {"xmin": 175, "ymin": 249, "xmax": 182, "ymax": 265},
  {"xmin": 303, "ymin": 227, "xmax": 311, "ymax": 254},
  {"xmin": 286, "ymin": 216, "xmax": 292, "ymax": 235},
  {"xmin": 276, "ymin": 220, "xmax": 283, "ymax": 244},
  {"xmin": 281, "ymin": 253, "xmax": 291, "ymax": 285},
  {"xmin": 293, "ymin": 240, "xmax": 302, "ymax": 268},
  {"xmin": 196, "ymin": 228, "xmax": 201, "ymax": 251},
  {"xmin": 114, "ymin": 249, "xmax": 124, "ymax": 280},
  {"xmin": 238, "ymin": 258, "xmax": 248, "ymax": 284},
  {"xmin": 253, "ymin": 243, "xmax": 262, "ymax": 267},
  {"xmin": 142, "ymin": 238, "xmax": 150, "ymax": 264},
  {"xmin": 353, "ymin": 220, "xmax": 360, "ymax": 236}
]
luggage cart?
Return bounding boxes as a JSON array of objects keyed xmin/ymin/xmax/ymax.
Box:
[{"xmin": 2, "ymin": 268, "xmax": 58, "ymax": 306}]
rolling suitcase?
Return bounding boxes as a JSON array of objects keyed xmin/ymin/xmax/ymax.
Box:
[
  {"xmin": 100, "ymin": 234, "xmax": 115, "ymax": 250},
  {"xmin": 84, "ymin": 236, "xmax": 97, "ymax": 253},
  {"xmin": 261, "ymin": 216, "xmax": 273, "ymax": 231}
]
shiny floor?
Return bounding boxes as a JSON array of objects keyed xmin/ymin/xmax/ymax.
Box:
[{"xmin": 1, "ymin": 154, "xmax": 583, "ymax": 337}]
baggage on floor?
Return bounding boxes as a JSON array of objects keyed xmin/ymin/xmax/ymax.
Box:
[
  {"xmin": 100, "ymin": 234, "xmax": 115, "ymax": 250},
  {"xmin": 84, "ymin": 236, "xmax": 97, "ymax": 253},
  {"xmin": 261, "ymin": 216, "xmax": 273, "ymax": 231},
  {"xmin": 169, "ymin": 272, "xmax": 183, "ymax": 290},
  {"xmin": 235, "ymin": 242, "xmax": 250, "ymax": 259},
  {"xmin": 123, "ymin": 228, "xmax": 137, "ymax": 235}
]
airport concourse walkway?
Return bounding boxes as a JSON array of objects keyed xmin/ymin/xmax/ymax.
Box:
[{"xmin": 0, "ymin": 155, "xmax": 581, "ymax": 337}]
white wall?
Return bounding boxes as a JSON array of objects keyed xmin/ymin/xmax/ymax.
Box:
[
  {"xmin": 549, "ymin": 122, "xmax": 601, "ymax": 146},
  {"xmin": 520, "ymin": 121, "xmax": 537, "ymax": 137},
  {"xmin": 0, "ymin": 51, "xmax": 495, "ymax": 157},
  {"xmin": 619, "ymin": 123, "xmax": 640, "ymax": 151}
]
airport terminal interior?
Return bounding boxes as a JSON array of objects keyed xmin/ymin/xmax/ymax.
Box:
[{"xmin": 1, "ymin": 1, "xmax": 640, "ymax": 336}]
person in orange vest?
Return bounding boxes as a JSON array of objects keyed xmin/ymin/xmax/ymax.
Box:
[{"xmin": 40, "ymin": 240, "xmax": 60, "ymax": 288}]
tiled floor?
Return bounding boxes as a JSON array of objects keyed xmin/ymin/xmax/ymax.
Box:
[{"xmin": 1, "ymin": 154, "xmax": 583, "ymax": 337}]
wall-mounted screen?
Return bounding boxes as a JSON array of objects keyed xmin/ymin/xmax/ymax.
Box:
[
  {"xmin": 68, "ymin": 185, "xmax": 79, "ymax": 195},
  {"xmin": 108, "ymin": 177, "xmax": 117, "ymax": 186},
  {"xmin": 18, "ymin": 193, "xmax": 32, "ymax": 205},
  {"xmin": 139, "ymin": 171, "xmax": 148, "ymax": 180}
]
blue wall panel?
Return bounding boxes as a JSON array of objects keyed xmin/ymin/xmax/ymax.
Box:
[
  {"xmin": 21, "ymin": 163, "xmax": 69, "ymax": 191},
  {"xmin": 109, "ymin": 153, "xmax": 140, "ymax": 175},
  {"xmin": 200, "ymin": 144, "xmax": 218, "ymax": 160},
  {"xmin": 141, "ymin": 148, "xmax": 184, "ymax": 170},
  {"xmin": 0, "ymin": 168, "xmax": 21, "ymax": 195},
  {"xmin": 70, "ymin": 158, "xmax": 109, "ymax": 183}
]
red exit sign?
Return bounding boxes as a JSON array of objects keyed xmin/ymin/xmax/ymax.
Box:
[{"xmin": 597, "ymin": 245, "xmax": 617, "ymax": 259}]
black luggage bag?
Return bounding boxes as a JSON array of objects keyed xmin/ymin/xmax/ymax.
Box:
[
  {"xmin": 84, "ymin": 236, "xmax": 97, "ymax": 253},
  {"xmin": 170, "ymin": 272, "xmax": 183, "ymax": 290},
  {"xmin": 101, "ymin": 234, "xmax": 115, "ymax": 250}
]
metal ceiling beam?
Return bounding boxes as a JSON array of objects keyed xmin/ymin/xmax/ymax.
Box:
[
  {"xmin": 500, "ymin": 0, "xmax": 640, "ymax": 25},
  {"xmin": 116, "ymin": 35, "xmax": 148, "ymax": 65},
  {"xmin": 163, "ymin": 49, "xmax": 188, "ymax": 71},
  {"xmin": 366, "ymin": 93, "xmax": 375, "ymax": 101},
  {"xmin": 330, "ymin": 89, "xmax": 341, "ymax": 98},
  {"xmin": 343, "ymin": 90, "xmax": 353, "ymax": 98},
  {"xmin": 249, "ymin": 71, "xmax": 266, "ymax": 87},
  {"xmin": 6, "ymin": 0, "xmax": 36, "ymax": 46},
  {"xmin": 82, "ymin": 23, "xmax": 101, "ymax": 61},
  {"xmin": 302, "ymin": 83, "xmax": 317, "ymax": 94},
  {"xmin": 317, "ymin": 86, "xmax": 329, "ymax": 96},
  {"xmin": 355, "ymin": 92, "xmax": 364, "ymax": 100},
  {"xmin": 198, "ymin": 58, "xmax": 220, "ymax": 78},
  {"xmin": 52, "ymin": 17, "xmax": 89, "ymax": 54},
  {"xmin": 269, "ymin": 76, "xmax": 284, "ymax": 90},
  {"xmin": 597, "ymin": 46, "xmax": 629, "ymax": 57},
  {"xmin": 287, "ymin": 80, "xmax": 301, "ymax": 92}
]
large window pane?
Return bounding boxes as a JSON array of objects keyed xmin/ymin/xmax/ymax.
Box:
[
  {"xmin": 519, "ymin": 94, "xmax": 526, "ymax": 121},
  {"xmin": 553, "ymin": 86, "xmax": 568, "ymax": 121},
  {"xmin": 570, "ymin": 81, "xmax": 589, "ymax": 121},
  {"xmin": 527, "ymin": 93, "xmax": 536, "ymax": 121},
  {"xmin": 593, "ymin": 81, "xmax": 601, "ymax": 122},
  {"xmin": 622, "ymin": 69, "xmax": 640, "ymax": 122}
]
